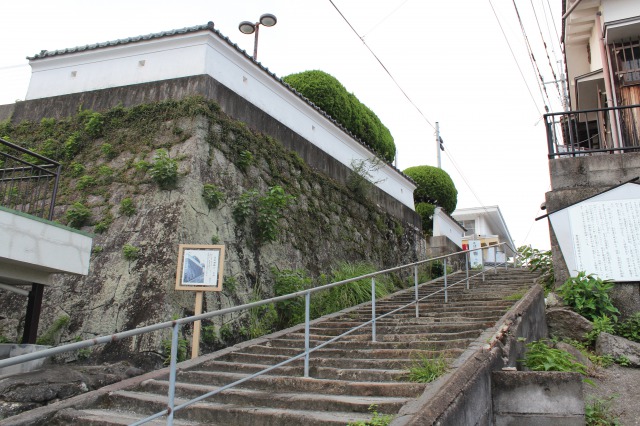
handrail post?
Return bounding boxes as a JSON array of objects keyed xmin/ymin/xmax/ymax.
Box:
[
  {"xmin": 414, "ymin": 265, "xmax": 419, "ymax": 318},
  {"xmin": 443, "ymin": 258, "xmax": 448, "ymax": 303},
  {"xmin": 482, "ymin": 248, "xmax": 485, "ymax": 282},
  {"xmin": 167, "ymin": 323, "xmax": 180, "ymax": 426},
  {"xmin": 371, "ymin": 277, "xmax": 376, "ymax": 342},
  {"xmin": 465, "ymin": 251, "xmax": 469, "ymax": 290},
  {"xmin": 304, "ymin": 291, "xmax": 310, "ymax": 378}
]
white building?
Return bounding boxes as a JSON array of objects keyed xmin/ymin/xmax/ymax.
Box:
[{"xmin": 451, "ymin": 206, "xmax": 516, "ymax": 264}]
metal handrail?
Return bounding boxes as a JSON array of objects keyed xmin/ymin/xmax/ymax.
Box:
[{"xmin": 0, "ymin": 242, "xmax": 518, "ymax": 425}]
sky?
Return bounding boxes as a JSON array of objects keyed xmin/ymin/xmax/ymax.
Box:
[{"xmin": 0, "ymin": 0, "xmax": 564, "ymax": 250}]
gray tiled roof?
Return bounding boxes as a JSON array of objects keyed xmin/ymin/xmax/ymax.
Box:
[{"xmin": 28, "ymin": 22, "xmax": 413, "ymax": 183}]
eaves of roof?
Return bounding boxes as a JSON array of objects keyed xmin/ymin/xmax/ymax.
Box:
[{"xmin": 27, "ymin": 22, "xmax": 415, "ymax": 186}]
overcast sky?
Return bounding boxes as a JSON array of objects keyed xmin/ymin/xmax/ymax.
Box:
[{"xmin": 0, "ymin": 0, "xmax": 563, "ymax": 250}]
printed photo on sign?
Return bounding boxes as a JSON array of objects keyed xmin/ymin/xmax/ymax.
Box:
[{"xmin": 181, "ymin": 249, "xmax": 219, "ymax": 286}]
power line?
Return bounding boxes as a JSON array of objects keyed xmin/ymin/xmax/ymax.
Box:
[
  {"xmin": 529, "ymin": 0, "xmax": 563, "ymax": 103},
  {"xmin": 327, "ymin": 0, "xmax": 435, "ymax": 130},
  {"xmin": 511, "ymin": 0, "xmax": 553, "ymax": 112},
  {"xmin": 362, "ymin": 0, "xmax": 412, "ymax": 38},
  {"xmin": 487, "ymin": 0, "xmax": 543, "ymax": 116}
]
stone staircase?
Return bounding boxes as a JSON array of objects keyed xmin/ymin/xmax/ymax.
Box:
[{"xmin": 32, "ymin": 268, "xmax": 539, "ymax": 425}]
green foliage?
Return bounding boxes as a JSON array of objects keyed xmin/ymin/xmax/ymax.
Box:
[
  {"xmin": 521, "ymin": 340, "xmax": 588, "ymax": 376},
  {"xmin": 66, "ymin": 202, "xmax": 91, "ymax": 228},
  {"xmin": 100, "ymin": 143, "xmax": 116, "ymax": 159},
  {"xmin": 94, "ymin": 213, "xmax": 113, "ymax": 234},
  {"xmin": 63, "ymin": 132, "xmax": 83, "ymax": 159},
  {"xmin": 247, "ymin": 303, "xmax": 278, "ymax": 339},
  {"xmin": 202, "ymin": 184, "xmax": 224, "ymax": 210},
  {"xmin": 210, "ymin": 235, "xmax": 220, "ymax": 244},
  {"xmin": 237, "ymin": 150, "xmax": 254, "ymax": 171},
  {"xmin": 76, "ymin": 174, "xmax": 97, "ymax": 190},
  {"xmin": 134, "ymin": 160, "xmax": 151, "ymax": 171},
  {"xmin": 68, "ymin": 161, "xmax": 85, "ymax": 177},
  {"xmin": 223, "ymin": 276, "xmax": 237, "ymax": 293},
  {"xmin": 233, "ymin": 186, "xmax": 295, "ymax": 244},
  {"xmin": 119, "ymin": 197, "xmax": 136, "ymax": 216},
  {"xmin": 406, "ymin": 353, "xmax": 448, "ymax": 383},
  {"xmin": 347, "ymin": 158, "xmax": 383, "ymax": 200},
  {"xmin": 83, "ymin": 112, "xmax": 104, "ymax": 138},
  {"xmin": 92, "ymin": 245, "xmax": 104, "ymax": 254},
  {"xmin": 559, "ymin": 272, "xmax": 620, "ymax": 321},
  {"xmin": 347, "ymin": 405, "xmax": 393, "ymax": 426},
  {"xmin": 503, "ymin": 288, "xmax": 528, "ymax": 301},
  {"xmin": 122, "ymin": 244, "xmax": 141, "ymax": 261},
  {"xmin": 585, "ymin": 315, "xmax": 616, "ymax": 346},
  {"xmin": 149, "ymin": 148, "xmax": 178, "ymax": 189},
  {"xmin": 273, "ymin": 268, "xmax": 313, "ymax": 326},
  {"xmin": 403, "ymin": 165, "xmax": 457, "ymax": 214},
  {"xmin": 585, "ymin": 395, "xmax": 621, "ymax": 426},
  {"xmin": 614, "ymin": 312, "xmax": 640, "ymax": 343},
  {"xmin": 36, "ymin": 315, "xmax": 70, "ymax": 346},
  {"xmin": 518, "ymin": 246, "xmax": 555, "ymax": 290},
  {"xmin": 415, "ymin": 202, "xmax": 436, "ymax": 234},
  {"xmin": 163, "ymin": 335, "xmax": 188, "ymax": 366},
  {"xmin": 283, "ymin": 70, "xmax": 395, "ymax": 162}
]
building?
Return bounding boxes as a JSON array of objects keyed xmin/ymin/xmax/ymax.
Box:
[
  {"xmin": 543, "ymin": 0, "xmax": 640, "ymax": 285},
  {"xmin": 451, "ymin": 206, "xmax": 516, "ymax": 264}
]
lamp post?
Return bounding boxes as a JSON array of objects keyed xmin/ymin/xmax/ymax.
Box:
[{"xmin": 238, "ymin": 13, "xmax": 277, "ymax": 61}]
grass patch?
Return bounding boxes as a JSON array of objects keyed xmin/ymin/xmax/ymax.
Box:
[
  {"xmin": 585, "ymin": 395, "xmax": 620, "ymax": 426},
  {"xmin": 406, "ymin": 353, "xmax": 448, "ymax": 383},
  {"xmin": 503, "ymin": 288, "xmax": 528, "ymax": 301}
]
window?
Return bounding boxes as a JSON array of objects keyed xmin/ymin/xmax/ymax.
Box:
[
  {"xmin": 612, "ymin": 40, "xmax": 640, "ymax": 86},
  {"xmin": 462, "ymin": 220, "xmax": 476, "ymax": 237}
]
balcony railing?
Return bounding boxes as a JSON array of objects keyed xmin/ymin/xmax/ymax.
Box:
[
  {"xmin": 0, "ymin": 137, "xmax": 61, "ymax": 220},
  {"xmin": 544, "ymin": 104, "xmax": 640, "ymax": 158}
]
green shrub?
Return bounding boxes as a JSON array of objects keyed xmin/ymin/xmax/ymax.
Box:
[
  {"xmin": 36, "ymin": 315, "xmax": 70, "ymax": 346},
  {"xmin": 615, "ymin": 312, "xmax": 640, "ymax": 343},
  {"xmin": 100, "ymin": 143, "xmax": 116, "ymax": 159},
  {"xmin": 518, "ymin": 246, "xmax": 555, "ymax": 290},
  {"xmin": 202, "ymin": 184, "xmax": 224, "ymax": 210},
  {"xmin": 66, "ymin": 202, "xmax": 91, "ymax": 228},
  {"xmin": 347, "ymin": 404, "xmax": 393, "ymax": 426},
  {"xmin": 149, "ymin": 149, "xmax": 178, "ymax": 189},
  {"xmin": 347, "ymin": 158, "xmax": 383, "ymax": 200},
  {"xmin": 233, "ymin": 186, "xmax": 295, "ymax": 244},
  {"xmin": 406, "ymin": 353, "xmax": 448, "ymax": 383},
  {"xmin": 521, "ymin": 340, "xmax": 588, "ymax": 377},
  {"xmin": 119, "ymin": 197, "xmax": 136, "ymax": 216},
  {"xmin": 585, "ymin": 395, "xmax": 621, "ymax": 426},
  {"xmin": 84, "ymin": 112, "xmax": 104, "ymax": 138},
  {"xmin": 585, "ymin": 315, "xmax": 616, "ymax": 346},
  {"xmin": 122, "ymin": 244, "xmax": 141, "ymax": 261},
  {"xmin": 283, "ymin": 70, "xmax": 395, "ymax": 162},
  {"xmin": 94, "ymin": 214, "xmax": 113, "ymax": 234},
  {"xmin": 273, "ymin": 268, "xmax": 313, "ymax": 326},
  {"xmin": 76, "ymin": 175, "xmax": 97, "ymax": 190},
  {"xmin": 211, "ymin": 235, "xmax": 220, "ymax": 244},
  {"xmin": 68, "ymin": 162, "xmax": 85, "ymax": 177},
  {"xmin": 403, "ymin": 165, "xmax": 457, "ymax": 214},
  {"xmin": 63, "ymin": 132, "xmax": 83, "ymax": 159},
  {"xmin": 237, "ymin": 150, "xmax": 254, "ymax": 171},
  {"xmin": 163, "ymin": 335, "xmax": 188, "ymax": 365},
  {"xmin": 559, "ymin": 272, "xmax": 620, "ymax": 321}
]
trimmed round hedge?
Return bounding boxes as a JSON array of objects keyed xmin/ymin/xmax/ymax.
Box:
[
  {"xmin": 404, "ymin": 165, "xmax": 458, "ymax": 233},
  {"xmin": 283, "ymin": 70, "xmax": 396, "ymax": 163}
]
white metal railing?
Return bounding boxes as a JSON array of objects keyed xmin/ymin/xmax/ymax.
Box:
[{"xmin": 0, "ymin": 242, "xmax": 517, "ymax": 425}]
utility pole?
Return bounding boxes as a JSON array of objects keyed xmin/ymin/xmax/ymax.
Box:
[{"xmin": 435, "ymin": 122, "xmax": 442, "ymax": 169}]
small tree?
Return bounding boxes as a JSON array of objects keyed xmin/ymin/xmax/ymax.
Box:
[{"xmin": 403, "ymin": 165, "xmax": 458, "ymax": 233}]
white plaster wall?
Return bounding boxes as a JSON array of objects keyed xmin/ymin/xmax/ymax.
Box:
[
  {"xmin": 26, "ymin": 31, "xmax": 416, "ymax": 208},
  {"xmin": 432, "ymin": 208, "xmax": 463, "ymax": 248},
  {"xmin": 0, "ymin": 210, "xmax": 92, "ymax": 280}
]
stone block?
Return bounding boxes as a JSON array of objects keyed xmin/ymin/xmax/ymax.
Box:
[
  {"xmin": 492, "ymin": 371, "xmax": 584, "ymax": 424},
  {"xmin": 546, "ymin": 308, "xmax": 593, "ymax": 342},
  {"xmin": 596, "ymin": 332, "xmax": 640, "ymax": 367},
  {"xmin": 585, "ymin": 153, "xmax": 623, "ymax": 173}
]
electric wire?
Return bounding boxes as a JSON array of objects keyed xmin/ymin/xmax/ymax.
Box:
[
  {"xmin": 529, "ymin": 0, "xmax": 562, "ymax": 103},
  {"xmin": 487, "ymin": 0, "xmax": 543, "ymax": 116},
  {"xmin": 327, "ymin": 0, "xmax": 435, "ymax": 130},
  {"xmin": 362, "ymin": 0, "xmax": 411, "ymax": 38},
  {"xmin": 544, "ymin": 0, "xmax": 563, "ymax": 53},
  {"xmin": 511, "ymin": 0, "xmax": 553, "ymax": 113}
]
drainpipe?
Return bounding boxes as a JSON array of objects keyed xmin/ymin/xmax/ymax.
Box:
[
  {"xmin": 595, "ymin": 12, "xmax": 621, "ymax": 149},
  {"xmin": 562, "ymin": 0, "xmax": 585, "ymax": 20}
]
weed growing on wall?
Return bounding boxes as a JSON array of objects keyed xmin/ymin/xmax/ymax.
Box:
[
  {"xmin": 347, "ymin": 158, "xmax": 384, "ymax": 200},
  {"xmin": 122, "ymin": 244, "xmax": 141, "ymax": 261},
  {"xmin": 615, "ymin": 313, "xmax": 640, "ymax": 343},
  {"xmin": 149, "ymin": 149, "xmax": 178, "ymax": 189},
  {"xmin": 202, "ymin": 184, "xmax": 224, "ymax": 210},
  {"xmin": 65, "ymin": 202, "xmax": 91, "ymax": 228},
  {"xmin": 521, "ymin": 340, "xmax": 590, "ymax": 382},
  {"xmin": 585, "ymin": 395, "xmax": 621, "ymax": 426},
  {"xmin": 406, "ymin": 353, "xmax": 448, "ymax": 383},
  {"xmin": 233, "ymin": 185, "xmax": 295, "ymax": 244},
  {"xmin": 119, "ymin": 197, "xmax": 136, "ymax": 216},
  {"xmin": 36, "ymin": 315, "xmax": 70, "ymax": 346},
  {"xmin": 518, "ymin": 245, "xmax": 555, "ymax": 290}
]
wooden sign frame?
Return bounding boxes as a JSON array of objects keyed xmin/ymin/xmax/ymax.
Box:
[{"xmin": 175, "ymin": 244, "xmax": 225, "ymax": 292}]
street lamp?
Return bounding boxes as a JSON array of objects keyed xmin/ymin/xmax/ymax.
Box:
[{"xmin": 238, "ymin": 13, "xmax": 277, "ymax": 61}]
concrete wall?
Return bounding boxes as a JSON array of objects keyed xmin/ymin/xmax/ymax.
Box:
[
  {"xmin": 392, "ymin": 284, "xmax": 547, "ymax": 425},
  {"xmin": 1, "ymin": 75, "xmax": 420, "ymax": 226},
  {"xmin": 432, "ymin": 208, "xmax": 463, "ymax": 249},
  {"xmin": 492, "ymin": 371, "xmax": 584, "ymax": 425},
  {"xmin": 545, "ymin": 154, "xmax": 640, "ymax": 314},
  {"xmin": 426, "ymin": 236, "xmax": 466, "ymax": 271}
]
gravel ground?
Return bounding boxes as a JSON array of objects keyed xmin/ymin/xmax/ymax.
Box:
[{"xmin": 584, "ymin": 364, "xmax": 640, "ymax": 426}]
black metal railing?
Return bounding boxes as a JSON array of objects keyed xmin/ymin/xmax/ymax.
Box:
[
  {"xmin": 544, "ymin": 104, "xmax": 640, "ymax": 158},
  {"xmin": 0, "ymin": 138, "xmax": 61, "ymax": 220}
]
